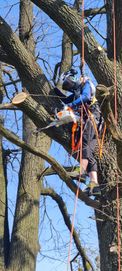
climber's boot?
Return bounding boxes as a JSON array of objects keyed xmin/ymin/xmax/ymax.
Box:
[{"xmin": 83, "ymin": 182, "xmax": 101, "ymax": 197}]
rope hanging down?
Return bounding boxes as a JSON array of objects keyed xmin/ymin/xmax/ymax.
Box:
[
  {"xmin": 68, "ymin": 1, "xmax": 121, "ymax": 270},
  {"xmin": 67, "ymin": 107, "xmax": 83, "ymax": 271},
  {"xmin": 67, "ymin": 1, "xmax": 85, "ymax": 270}
]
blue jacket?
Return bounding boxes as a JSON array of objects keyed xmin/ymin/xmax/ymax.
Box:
[{"xmin": 54, "ymin": 79, "xmax": 95, "ymax": 108}]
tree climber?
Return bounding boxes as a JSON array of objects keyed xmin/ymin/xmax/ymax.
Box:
[{"xmin": 54, "ymin": 68, "xmax": 103, "ymax": 196}]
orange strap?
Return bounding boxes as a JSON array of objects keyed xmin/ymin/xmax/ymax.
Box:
[
  {"xmin": 67, "ymin": 109, "xmax": 83, "ymax": 271},
  {"xmin": 71, "ymin": 122, "xmax": 80, "ymax": 152},
  {"xmin": 88, "ymin": 110, "xmax": 100, "ymax": 146},
  {"xmin": 99, "ymin": 122, "xmax": 106, "ymax": 159}
]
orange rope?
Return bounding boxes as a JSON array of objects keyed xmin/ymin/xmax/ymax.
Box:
[
  {"xmin": 112, "ymin": 1, "xmax": 121, "ymax": 270},
  {"xmin": 67, "ymin": 179, "xmax": 81, "ymax": 271},
  {"xmin": 67, "ymin": 108, "xmax": 83, "ymax": 271},
  {"xmin": 79, "ymin": 108, "xmax": 83, "ymax": 175},
  {"xmin": 67, "ymin": 4, "xmax": 85, "ymax": 267}
]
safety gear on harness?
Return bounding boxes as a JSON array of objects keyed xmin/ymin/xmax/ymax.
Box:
[{"xmin": 60, "ymin": 69, "xmax": 80, "ymax": 91}]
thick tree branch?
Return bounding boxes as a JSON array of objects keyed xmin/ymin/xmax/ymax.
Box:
[
  {"xmin": 12, "ymin": 90, "xmax": 122, "ymax": 149},
  {"xmin": 41, "ymin": 187, "xmax": 95, "ymax": 271},
  {"xmin": 96, "ymin": 84, "xmax": 122, "ymax": 142},
  {"xmin": 0, "ymin": 14, "xmax": 122, "ymax": 127},
  {"xmin": 106, "ymin": 0, "xmax": 122, "ymax": 61},
  {"xmin": 0, "ymin": 46, "xmax": 14, "ymax": 65},
  {"xmin": 0, "ymin": 16, "xmax": 51, "ymax": 97},
  {"xmin": 12, "ymin": 92, "xmax": 72, "ymax": 152},
  {"xmin": 0, "ymin": 122, "xmax": 99, "ymax": 209},
  {"xmin": 8, "ymin": 2, "xmax": 45, "ymax": 270},
  {"xmin": 0, "ymin": 15, "xmax": 70, "ymax": 133},
  {"xmin": 53, "ymin": 32, "xmax": 73, "ymax": 86},
  {"xmin": 30, "ymin": 0, "xmax": 122, "ymax": 125},
  {"xmin": 31, "ymin": 0, "xmax": 113, "ymax": 83}
]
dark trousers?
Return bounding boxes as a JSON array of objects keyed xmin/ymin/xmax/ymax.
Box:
[
  {"xmin": 82, "ymin": 103, "xmax": 102, "ymax": 173},
  {"xmin": 82, "ymin": 119, "xmax": 98, "ymax": 173}
]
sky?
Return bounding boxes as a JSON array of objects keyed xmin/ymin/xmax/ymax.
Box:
[{"xmin": 0, "ymin": 0, "xmax": 106, "ymax": 270}]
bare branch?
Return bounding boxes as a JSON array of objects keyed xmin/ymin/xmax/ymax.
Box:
[
  {"xmin": 41, "ymin": 187, "xmax": 95, "ymax": 271},
  {"xmin": 84, "ymin": 6, "xmax": 106, "ymax": 18},
  {"xmin": 30, "ymin": 0, "xmax": 113, "ymax": 86},
  {"xmin": 0, "ymin": 122, "xmax": 100, "ymax": 209},
  {"xmin": 0, "ymin": 79, "xmax": 21, "ymax": 88},
  {"xmin": 0, "ymin": 103, "xmax": 17, "ymax": 110},
  {"xmin": 86, "ymin": 17, "xmax": 106, "ymax": 41},
  {"xmin": 39, "ymin": 165, "xmax": 85, "ymax": 180},
  {"xmin": 2, "ymin": 69, "xmax": 19, "ymax": 93}
]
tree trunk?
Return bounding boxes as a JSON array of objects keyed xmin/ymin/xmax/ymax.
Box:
[
  {"xmin": 8, "ymin": 118, "xmax": 51, "ymax": 271},
  {"xmin": 96, "ymin": 139, "xmax": 122, "ymax": 271},
  {"xmin": 0, "ymin": 72, "xmax": 9, "ymax": 270},
  {"xmin": 0, "ymin": 123, "xmax": 6, "ymax": 271},
  {"xmin": 7, "ymin": 1, "xmax": 51, "ymax": 270}
]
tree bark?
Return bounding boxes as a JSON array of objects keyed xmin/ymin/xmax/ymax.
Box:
[
  {"xmin": 8, "ymin": 120, "xmax": 51, "ymax": 271},
  {"xmin": 96, "ymin": 141, "xmax": 122, "ymax": 271},
  {"xmin": 0, "ymin": 14, "xmax": 122, "ymax": 124},
  {"xmin": 0, "ymin": 123, "xmax": 6, "ymax": 271},
  {"xmin": 106, "ymin": 0, "xmax": 122, "ymax": 62},
  {"xmin": 0, "ymin": 73, "xmax": 9, "ymax": 270},
  {"xmin": 7, "ymin": 2, "xmax": 51, "ymax": 271},
  {"xmin": 41, "ymin": 187, "xmax": 94, "ymax": 271}
]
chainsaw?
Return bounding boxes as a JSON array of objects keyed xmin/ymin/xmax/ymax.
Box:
[{"xmin": 38, "ymin": 106, "xmax": 80, "ymax": 131}]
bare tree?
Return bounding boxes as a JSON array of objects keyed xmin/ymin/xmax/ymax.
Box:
[{"xmin": 0, "ymin": 1, "xmax": 122, "ymax": 271}]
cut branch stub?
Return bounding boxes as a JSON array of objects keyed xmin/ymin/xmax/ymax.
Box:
[{"xmin": 12, "ymin": 92, "xmax": 28, "ymax": 105}]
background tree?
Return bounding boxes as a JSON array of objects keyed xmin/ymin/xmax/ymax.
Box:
[{"xmin": 0, "ymin": 1, "xmax": 121, "ymax": 271}]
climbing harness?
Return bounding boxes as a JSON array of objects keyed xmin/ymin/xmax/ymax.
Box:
[{"xmin": 71, "ymin": 103, "xmax": 106, "ymax": 159}]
